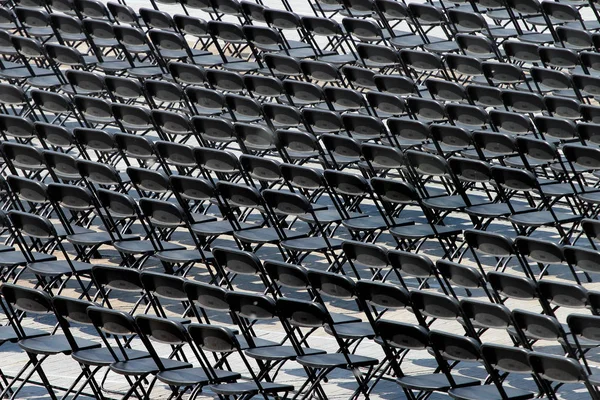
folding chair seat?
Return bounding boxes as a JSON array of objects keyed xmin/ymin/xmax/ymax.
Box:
[
  {"xmin": 275, "ymin": 297, "xmax": 377, "ymax": 399},
  {"xmin": 581, "ymin": 104, "xmax": 600, "ymax": 123},
  {"xmin": 375, "ymin": 320, "xmax": 481, "ymax": 398},
  {"xmin": 139, "ymin": 271, "xmax": 198, "ymax": 321},
  {"xmin": 168, "ymin": 61, "xmax": 206, "ymax": 87},
  {"xmin": 0, "ymin": 284, "xmax": 100, "ymax": 400},
  {"xmin": 537, "ymin": 280, "xmax": 592, "ymax": 315},
  {"xmin": 405, "ymin": 151, "xmax": 489, "ymax": 219},
  {"xmin": 112, "ymin": 26, "xmax": 166, "ymax": 78},
  {"xmin": 41, "ymin": 150, "xmax": 83, "ymax": 182},
  {"xmin": 459, "ymin": 299, "xmax": 514, "ymax": 334},
  {"xmin": 360, "ymin": 142, "xmax": 406, "ymax": 177},
  {"xmin": 113, "ymin": 133, "xmax": 157, "ymax": 168},
  {"xmin": 0, "ymin": 211, "xmax": 56, "ymax": 281},
  {"xmin": 274, "ymin": 129, "xmax": 321, "ymax": 165},
  {"xmin": 580, "ymin": 219, "xmax": 600, "ymax": 249},
  {"xmin": 126, "ymin": 167, "xmax": 171, "ymax": 199},
  {"xmin": 567, "ymin": 314, "xmax": 600, "ymax": 381},
  {"xmin": 86, "ymin": 306, "xmax": 191, "ymax": 399},
  {"xmin": 103, "ymin": 76, "xmax": 144, "ymax": 105},
  {"xmin": 225, "ymin": 291, "xmax": 328, "ymax": 388},
  {"xmin": 528, "ymin": 352, "xmax": 600, "ymax": 399},
  {"xmin": 411, "ymin": 290, "xmax": 478, "ymax": 336},
  {"xmin": 529, "ymin": 67, "xmax": 578, "ymax": 101},
  {"xmin": 387, "ymin": 249, "xmax": 450, "ymax": 293},
  {"xmin": 576, "ymin": 123, "xmax": 600, "ymax": 146},
  {"xmin": 369, "ymin": 177, "xmax": 462, "ymax": 256},
  {"xmin": 30, "ymin": 91, "xmax": 81, "ymax": 129},
  {"xmin": 183, "ymin": 279, "xmax": 278, "ymax": 349},
  {"xmin": 44, "ymin": 43, "xmax": 96, "ymax": 71},
  {"xmin": 0, "ymin": 7, "xmax": 19, "ymax": 33},
  {"xmin": 188, "ymin": 323, "xmax": 294, "ymax": 398},
  {"xmin": 431, "ymin": 334, "xmax": 539, "ymax": 400},
  {"xmin": 232, "ymin": 122, "xmax": 276, "ymax": 156}
]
